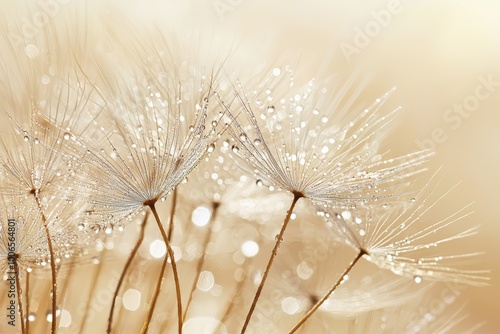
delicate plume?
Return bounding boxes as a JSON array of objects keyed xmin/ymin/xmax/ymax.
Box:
[
  {"xmin": 60, "ymin": 55, "xmax": 224, "ymax": 228},
  {"xmin": 217, "ymin": 69, "xmax": 432, "ymax": 207},
  {"xmin": 0, "ymin": 194, "xmax": 47, "ymax": 271},
  {"xmin": 321, "ymin": 171, "xmax": 489, "ymax": 286}
]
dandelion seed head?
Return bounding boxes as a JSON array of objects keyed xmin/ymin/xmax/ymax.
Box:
[{"xmin": 218, "ymin": 71, "xmax": 431, "ymax": 208}]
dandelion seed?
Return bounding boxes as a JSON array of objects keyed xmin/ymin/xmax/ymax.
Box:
[
  {"xmin": 217, "ymin": 70, "xmax": 432, "ymax": 332},
  {"xmin": 322, "ymin": 170, "xmax": 489, "ymax": 286}
]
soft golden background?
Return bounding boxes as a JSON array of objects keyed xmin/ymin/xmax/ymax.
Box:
[{"xmin": 1, "ymin": 0, "xmax": 499, "ymax": 333}]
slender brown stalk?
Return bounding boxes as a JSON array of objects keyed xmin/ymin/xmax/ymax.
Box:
[
  {"xmin": 25, "ymin": 270, "xmax": 30, "ymax": 334},
  {"xmin": 215, "ymin": 257, "xmax": 251, "ymax": 333},
  {"xmin": 182, "ymin": 201, "xmax": 219, "ymax": 322},
  {"xmin": 288, "ymin": 249, "xmax": 366, "ymax": 333},
  {"xmin": 140, "ymin": 200, "xmax": 183, "ymax": 334},
  {"xmin": 240, "ymin": 191, "xmax": 303, "ymax": 334},
  {"xmin": 107, "ymin": 211, "xmax": 150, "ymax": 334},
  {"xmin": 79, "ymin": 252, "xmax": 106, "ymax": 334},
  {"xmin": 13, "ymin": 259, "xmax": 26, "ymax": 334},
  {"xmin": 167, "ymin": 188, "xmax": 178, "ymax": 241},
  {"xmin": 33, "ymin": 194, "xmax": 57, "ymax": 334}
]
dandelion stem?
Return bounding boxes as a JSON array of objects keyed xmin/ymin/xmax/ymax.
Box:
[
  {"xmin": 182, "ymin": 201, "xmax": 219, "ymax": 322},
  {"xmin": 107, "ymin": 211, "xmax": 150, "ymax": 334},
  {"xmin": 25, "ymin": 270, "xmax": 30, "ymax": 334},
  {"xmin": 141, "ymin": 200, "xmax": 183, "ymax": 334},
  {"xmin": 241, "ymin": 192, "xmax": 302, "ymax": 334},
  {"xmin": 167, "ymin": 188, "xmax": 178, "ymax": 241},
  {"xmin": 34, "ymin": 194, "xmax": 57, "ymax": 334},
  {"xmin": 79, "ymin": 251, "xmax": 106, "ymax": 334},
  {"xmin": 215, "ymin": 257, "xmax": 251, "ymax": 333},
  {"xmin": 288, "ymin": 249, "xmax": 366, "ymax": 333},
  {"xmin": 14, "ymin": 259, "xmax": 26, "ymax": 334}
]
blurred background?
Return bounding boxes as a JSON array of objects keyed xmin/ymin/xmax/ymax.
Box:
[{"xmin": 1, "ymin": 0, "xmax": 499, "ymax": 332}]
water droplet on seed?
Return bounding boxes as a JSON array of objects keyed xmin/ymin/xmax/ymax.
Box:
[{"xmin": 207, "ymin": 143, "xmax": 215, "ymax": 153}]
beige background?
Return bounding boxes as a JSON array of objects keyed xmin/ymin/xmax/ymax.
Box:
[{"xmin": 1, "ymin": 0, "xmax": 499, "ymax": 333}]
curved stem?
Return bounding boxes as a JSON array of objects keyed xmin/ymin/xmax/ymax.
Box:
[
  {"xmin": 140, "ymin": 249, "xmax": 169, "ymax": 334},
  {"xmin": 182, "ymin": 201, "xmax": 219, "ymax": 322},
  {"xmin": 107, "ymin": 211, "xmax": 150, "ymax": 334},
  {"xmin": 288, "ymin": 249, "xmax": 366, "ymax": 333},
  {"xmin": 240, "ymin": 192, "xmax": 302, "ymax": 334},
  {"xmin": 141, "ymin": 201, "xmax": 182, "ymax": 334},
  {"xmin": 13, "ymin": 259, "xmax": 26, "ymax": 334}
]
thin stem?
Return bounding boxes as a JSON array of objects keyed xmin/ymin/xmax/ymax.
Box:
[
  {"xmin": 34, "ymin": 194, "xmax": 57, "ymax": 334},
  {"xmin": 79, "ymin": 252, "xmax": 106, "ymax": 334},
  {"xmin": 167, "ymin": 188, "xmax": 178, "ymax": 241},
  {"xmin": 58, "ymin": 257, "xmax": 76, "ymax": 312},
  {"xmin": 140, "ymin": 250, "xmax": 169, "ymax": 334},
  {"xmin": 182, "ymin": 201, "xmax": 219, "ymax": 322},
  {"xmin": 13, "ymin": 259, "xmax": 26, "ymax": 334},
  {"xmin": 240, "ymin": 192, "xmax": 302, "ymax": 334},
  {"xmin": 140, "ymin": 201, "xmax": 183, "ymax": 334},
  {"xmin": 25, "ymin": 270, "xmax": 30, "ymax": 334},
  {"xmin": 288, "ymin": 249, "xmax": 366, "ymax": 333},
  {"xmin": 107, "ymin": 211, "xmax": 150, "ymax": 334},
  {"xmin": 215, "ymin": 257, "xmax": 252, "ymax": 333}
]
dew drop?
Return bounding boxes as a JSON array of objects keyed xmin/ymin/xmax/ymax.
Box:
[
  {"xmin": 63, "ymin": 132, "xmax": 71, "ymax": 140},
  {"xmin": 34, "ymin": 138, "xmax": 40, "ymax": 145},
  {"xmin": 256, "ymin": 179, "xmax": 263, "ymax": 187},
  {"xmin": 239, "ymin": 133, "xmax": 247, "ymax": 141},
  {"xmin": 267, "ymin": 105, "xmax": 275, "ymax": 113},
  {"xmin": 149, "ymin": 146, "xmax": 157, "ymax": 156},
  {"xmin": 253, "ymin": 139, "xmax": 261, "ymax": 146},
  {"xmin": 25, "ymin": 44, "xmax": 39, "ymax": 58},
  {"xmin": 410, "ymin": 198, "xmax": 416, "ymax": 203},
  {"xmin": 231, "ymin": 145, "xmax": 239, "ymax": 153},
  {"xmin": 28, "ymin": 312, "xmax": 36, "ymax": 322},
  {"xmin": 414, "ymin": 275, "xmax": 422, "ymax": 284},
  {"xmin": 189, "ymin": 125, "xmax": 195, "ymax": 132},
  {"xmin": 77, "ymin": 223, "xmax": 85, "ymax": 231},
  {"xmin": 24, "ymin": 135, "xmax": 29, "ymax": 142},
  {"xmin": 207, "ymin": 143, "xmax": 215, "ymax": 153},
  {"xmin": 211, "ymin": 120, "xmax": 218, "ymax": 127}
]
